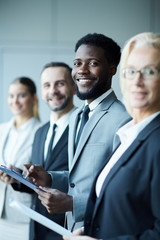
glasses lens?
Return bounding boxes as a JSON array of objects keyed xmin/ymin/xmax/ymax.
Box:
[
  {"xmin": 124, "ymin": 68, "xmax": 136, "ymax": 79},
  {"xmin": 142, "ymin": 67, "xmax": 157, "ymax": 80},
  {"xmin": 123, "ymin": 67, "xmax": 160, "ymax": 80}
]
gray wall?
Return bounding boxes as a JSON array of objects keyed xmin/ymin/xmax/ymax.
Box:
[{"xmin": 0, "ymin": 0, "xmax": 160, "ymax": 123}]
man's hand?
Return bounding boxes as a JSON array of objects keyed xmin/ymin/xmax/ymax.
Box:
[
  {"xmin": 63, "ymin": 237, "xmax": 97, "ymax": 240},
  {"xmin": 63, "ymin": 228, "xmax": 97, "ymax": 240},
  {"xmin": 23, "ymin": 164, "xmax": 52, "ymax": 187},
  {"xmin": 0, "ymin": 165, "xmax": 19, "ymax": 184},
  {"xmin": 63, "ymin": 235, "xmax": 97, "ymax": 240},
  {"xmin": 34, "ymin": 187, "xmax": 73, "ymax": 214}
]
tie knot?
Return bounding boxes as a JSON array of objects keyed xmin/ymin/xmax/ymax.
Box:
[
  {"xmin": 52, "ymin": 123, "xmax": 57, "ymax": 132},
  {"xmin": 83, "ymin": 105, "xmax": 90, "ymax": 114}
]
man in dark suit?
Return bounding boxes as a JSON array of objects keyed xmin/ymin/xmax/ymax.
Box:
[{"xmin": 14, "ymin": 62, "xmax": 76, "ymax": 240}]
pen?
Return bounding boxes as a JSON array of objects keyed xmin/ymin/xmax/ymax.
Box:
[
  {"xmin": 24, "ymin": 173, "xmax": 29, "ymax": 179},
  {"xmin": 71, "ymin": 222, "xmax": 76, "ymax": 232}
]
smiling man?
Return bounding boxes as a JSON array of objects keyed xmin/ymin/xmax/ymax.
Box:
[
  {"xmin": 30, "ymin": 34, "xmax": 131, "ymax": 230},
  {"xmin": 13, "ymin": 62, "xmax": 76, "ymax": 240}
]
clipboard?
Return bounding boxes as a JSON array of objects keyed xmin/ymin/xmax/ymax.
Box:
[
  {"xmin": 0, "ymin": 164, "xmax": 45, "ymax": 191},
  {"xmin": 10, "ymin": 200, "xmax": 72, "ymax": 237}
]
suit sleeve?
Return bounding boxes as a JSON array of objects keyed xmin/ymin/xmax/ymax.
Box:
[
  {"xmin": 72, "ymin": 192, "xmax": 89, "ymax": 222},
  {"xmin": 49, "ymin": 170, "xmax": 69, "ymax": 193}
]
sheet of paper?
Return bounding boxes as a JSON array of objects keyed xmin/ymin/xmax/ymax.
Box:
[
  {"xmin": 10, "ymin": 200, "xmax": 72, "ymax": 237},
  {"xmin": 0, "ymin": 165, "xmax": 44, "ymax": 191}
]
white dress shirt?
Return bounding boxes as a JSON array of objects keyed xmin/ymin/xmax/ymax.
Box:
[
  {"xmin": 87, "ymin": 88, "xmax": 112, "ymax": 118},
  {"xmin": 96, "ymin": 111, "xmax": 160, "ymax": 197},
  {"xmin": 44, "ymin": 108, "xmax": 75, "ymax": 160}
]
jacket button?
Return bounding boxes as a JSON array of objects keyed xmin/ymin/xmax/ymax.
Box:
[
  {"xmin": 85, "ymin": 220, "xmax": 90, "ymax": 225},
  {"xmin": 70, "ymin": 183, "xmax": 75, "ymax": 188},
  {"xmin": 95, "ymin": 225, "xmax": 100, "ymax": 232}
]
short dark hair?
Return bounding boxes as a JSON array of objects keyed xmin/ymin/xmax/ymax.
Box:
[
  {"xmin": 42, "ymin": 62, "xmax": 72, "ymax": 75},
  {"xmin": 75, "ymin": 33, "xmax": 121, "ymax": 67},
  {"xmin": 12, "ymin": 77, "xmax": 36, "ymax": 95}
]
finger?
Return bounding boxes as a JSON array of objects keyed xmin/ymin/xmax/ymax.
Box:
[
  {"xmin": 7, "ymin": 164, "xmax": 12, "ymax": 169},
  {"xmin": 34, "ymin": 188, "xmax": 48, "ymax": 196},
  {"xmin": 63, "ymin": 236, "xmax": 70, "ymax": 240},
  {"xmin": 23, "ymin": 164, "xmax": 32, "ymax": 170},
  {"xmin": 72, "ymin": 228, "xmax": 84, "ymax": 236}
]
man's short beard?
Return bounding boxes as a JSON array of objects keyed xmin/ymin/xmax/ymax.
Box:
[
  {"xmin": 76, "ymin": 80, "xmax": 110, "ymax": 100},
  {"xmin": 50, "ymin": 97, "xmax": 71, "ymax": 112}
]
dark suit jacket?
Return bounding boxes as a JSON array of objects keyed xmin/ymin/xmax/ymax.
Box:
[
  {"xmin": 84, "ymin": 114, "xmax": 160, "ymax": 240},
  {"xmin": 30, "ymin": 122, "xmax": 69, "ymax": 240}
]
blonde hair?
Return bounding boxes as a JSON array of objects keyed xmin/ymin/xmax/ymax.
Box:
[
  {"xmin": 33, "ymin": 97, "xmax": 40, "ymax": 120},
  {"xmin": 120, "ymin": 32, "xmax": 160, "ymax": 115}
]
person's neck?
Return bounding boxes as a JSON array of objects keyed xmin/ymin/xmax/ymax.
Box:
[
  {"xmin": 51, "ymin": 104, "xmax": 74, "ymax": 122},
  {"xmin": 132, "ymin": 109, "xmax": 159, "ymax": 124},
  {"xmin": 14, "ymin": 115, "xmax": 33, "ymax": 129}
]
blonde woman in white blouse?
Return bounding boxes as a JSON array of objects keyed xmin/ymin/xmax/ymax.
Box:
[{"xmin": 0, "ymin": 77, "xmax": 41, "ymax": 240}]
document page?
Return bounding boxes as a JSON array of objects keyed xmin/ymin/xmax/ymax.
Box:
[{"xmin": 10, "ymin": 200, "xmax": 72, "ymax": 237}]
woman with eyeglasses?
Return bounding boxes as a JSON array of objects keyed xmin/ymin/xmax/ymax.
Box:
[
  {"xmin": 63, "ymin": 32, "xmax": 160, "ymax": 240},
  {"xmin": 0, "ymin": 77, "xmax": 41, "ymax": 240}
]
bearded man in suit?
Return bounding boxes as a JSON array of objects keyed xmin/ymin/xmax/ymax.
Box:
[
  {"xmin": 13, "ymin": 62, "xmax": 76, "ymax": 240},
  {"xmin": 27, "ymin": 33, "xmax": 131, "ymax": 231}
]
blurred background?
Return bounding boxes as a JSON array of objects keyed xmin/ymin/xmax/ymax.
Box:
[{"xmin": 0, "ymin": 0, "xmax": 160, "ymax": 123}]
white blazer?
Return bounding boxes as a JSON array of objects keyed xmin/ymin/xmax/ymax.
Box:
[{"xmin": 0, "ymin": 117, "xmax": 41, "ymax": 223}]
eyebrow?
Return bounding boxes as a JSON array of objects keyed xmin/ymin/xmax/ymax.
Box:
[{"xmin": 73, "ymin": 58, "xmax": 100, "ymax": 62}]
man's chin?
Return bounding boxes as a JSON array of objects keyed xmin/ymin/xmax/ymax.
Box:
[{"xmin": 76, "ymin": 90, "xmax": 99, "ymax": 100}]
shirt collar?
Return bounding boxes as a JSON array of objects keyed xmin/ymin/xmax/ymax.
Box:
[
  {"xmin": 117, "ymin": 111, "xmax": 160, "ymax": 144},
  {"xmin": 84, "ymin": 88, "xmax": 112, "ymax": 111},
  {"xmin": 50, "ymin": 107, "xmax": 75, "ymax": 128},
  {"xmin": 11, "ymin": 117, "xmax": 37, "ymax": 131}
]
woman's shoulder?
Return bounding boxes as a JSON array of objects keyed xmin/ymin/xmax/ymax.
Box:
[{"xmin": 0, "ymin": 119, "xmax": 13, "ymax": 130}]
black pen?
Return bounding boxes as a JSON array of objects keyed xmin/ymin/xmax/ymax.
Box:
[{"xmin": 71, "ymin": 222, "xmax": 76, "ymax": 232}]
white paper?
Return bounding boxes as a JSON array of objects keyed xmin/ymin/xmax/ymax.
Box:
[
  {"xmin": 0, "ymin": 165, "xmax": 44, "ymax": 191},
  {"xmin": 10, "ymin": 200, "xmax": 72, "ymax": 237}
]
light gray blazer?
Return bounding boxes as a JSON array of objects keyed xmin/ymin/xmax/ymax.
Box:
[
  {"xmin": 0, "ymin": 117, "xmax": 41, "ymax": 222},
  {"xmin": 50, "ymin": 91, "xmax": 131, "ymax": 228}
]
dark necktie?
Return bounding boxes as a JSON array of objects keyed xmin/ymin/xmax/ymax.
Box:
[
  {"xmin": 75, "ymin": 105, "xmax": 90, "ymax": 147},
  {"xmin": 46, "ymin": 124, "xmax": 57, "ymax": 162}
]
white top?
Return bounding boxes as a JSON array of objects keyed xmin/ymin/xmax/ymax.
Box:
[
  {"xmin": 2, "ymin": 117, "xmax": 41, "ymax": 167},
  {"xmin": 44, "ymin": 108, "xmax": 75, "ymax": 160},
  {"xmin": 96, "ymin": 111, "xmax": 160, "ymax": 197},
  {"xmin": 0, "ymin": 116, "xmax": 41, "ymax": 223}
]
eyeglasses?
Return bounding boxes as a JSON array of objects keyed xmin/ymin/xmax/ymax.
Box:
[{"xmin": 122, "ymin": 66, "xmax": 160, "ymax": 80}]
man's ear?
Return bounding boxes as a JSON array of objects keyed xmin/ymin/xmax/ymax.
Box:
[{"xmin": 109, "ymin": 65, "xmax": 117, "ymax": 76}]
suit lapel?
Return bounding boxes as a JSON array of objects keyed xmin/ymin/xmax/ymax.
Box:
[
  {"xmin": 37, "ymin": 124, "xmax": 49, "ymax": 167},
  {"xmin": 45, "ymin": 126, "xmax": 69, "ymax": 170},
  {"xmin": 1, "ymin": 120, "xmax": 14, "ymax": 165},
  {"xmin": 71, "ymin": 110, "xmax": 107, "ymax": 170},
  {"xmin": 68, "ymin": 107, "xmax": 83, "ymax": 169},
  {"xmin": 91, "ymin": 113, "xmax": 160, "ymax": 221}
]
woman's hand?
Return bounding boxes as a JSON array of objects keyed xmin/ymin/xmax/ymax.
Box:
[{"xmin": 0, "ymin": 165, "xmax": 18, "ymax": 184}]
